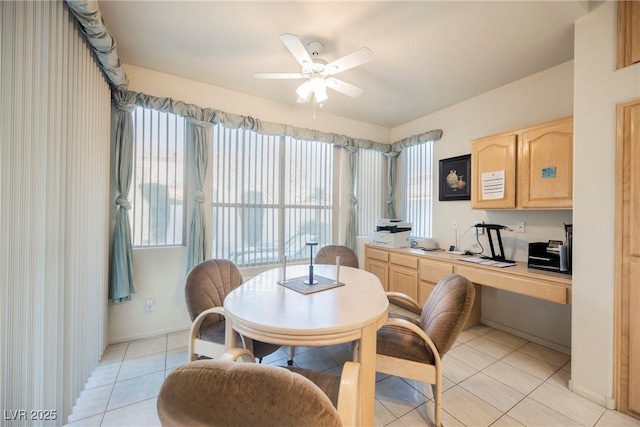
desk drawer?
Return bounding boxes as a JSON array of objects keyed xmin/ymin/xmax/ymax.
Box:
[
  {"xmin": 366, "ymin": 247, "xmax": 389, "ymax": 262},
  {"xmin": 419, "ymin": 259, "xmax": 453, "ymax": 283},
  {"xmin": 390, "ymin": 252, "xmax": 418, "ymax": 269},
  {"xmin": 455, "ymin": 265, "xmax": 567, "ymax": 304}
]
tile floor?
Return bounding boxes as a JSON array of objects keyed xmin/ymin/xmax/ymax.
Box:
[{"xmin": 66, "ymin": 310, "xmax": 640, "ymax": 427}]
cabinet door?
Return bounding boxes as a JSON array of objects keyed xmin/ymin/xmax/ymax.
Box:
[
  {"xmin": 617, "ymin": 1, "xmax": 640, "ymax": 69},
  {"xmin": 471, "ymin": 133, "xmax": 517, "ymax": 209},
  {"xmin": 616, "ymin": 99, "xmax": 640, "ymax": 417},
  {"xmin": 389, "ymin": 265, "xmax": 418, "ymax": 300},
  {"xmin": 519, "ymin": 117, "xmax": 573, "ymax": 209},
  {"xmin": 365, "ymin": 259, "xmax": 389, "ymax": 291}
]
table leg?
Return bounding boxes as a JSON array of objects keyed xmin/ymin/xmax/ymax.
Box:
[
  {"xmin": 225, "ymin": 317, "xmax": 236, "ymax": 350},
  {"xmin": 359, "ymin": 323, "xmax": 377, "ymax": 426}
]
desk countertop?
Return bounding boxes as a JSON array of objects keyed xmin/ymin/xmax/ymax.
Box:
[{"xmin": 366, "ymin": 244, "xmax": 572, "ymax": 304}]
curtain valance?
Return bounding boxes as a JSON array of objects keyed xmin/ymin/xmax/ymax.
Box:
[
  {"xmin": 120, "ymin": 89, "xmax": 442, "ymax": 152},
  {"xmin": 65, "ymin": 0, "xmax": 128, "ymax": 90}
]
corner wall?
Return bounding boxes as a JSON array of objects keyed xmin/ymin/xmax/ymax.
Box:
[
  {"xmin": 572, "ymin": 1, "xmax": 640, "ymax": 407},
  {"xmin": 391, "ymin": 61, "xmax": 574, "ymax": 350}
]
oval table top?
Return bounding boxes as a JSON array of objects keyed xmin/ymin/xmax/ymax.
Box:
[{"xmin": 224, "ymin": 264, "xmax": 389, "ymax": 345}]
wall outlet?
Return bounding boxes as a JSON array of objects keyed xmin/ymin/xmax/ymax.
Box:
[
  {"xmin": 516, "ymin": 221, "xmax": 525, "ymax": 233},
  {"xmin": 144, "ymin": 299, "xmax": 155, "ymax": 312},
  {"xmin": 473, "ymin": 220, "xmax": 484, "ymax": 234}
]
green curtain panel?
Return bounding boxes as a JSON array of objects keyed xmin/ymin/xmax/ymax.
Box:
[
  {"xmin": 110, "ymin": 91, "xmax": 137, "ymax": 302},
  {"xmin": 186, "ymin": 120, "xmax": 212, "ymax": 272},
  {"xmin": 345, "ymin": 146, "xmax": 359, "ymax": 250},
  {"xmin": 383, "ymin": 152, "xmax": 400, "ymax": 219}
]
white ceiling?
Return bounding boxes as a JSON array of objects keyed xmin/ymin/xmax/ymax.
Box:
[{"xmin": 98, "ymin": 1, "xmax": 592, "ymax": 128}]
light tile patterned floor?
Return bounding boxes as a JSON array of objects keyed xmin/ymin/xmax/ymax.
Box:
[{"xmin": 66, "ymin": 313, "xmax": 640, "ymax": 427}]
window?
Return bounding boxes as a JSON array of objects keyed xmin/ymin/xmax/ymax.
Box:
[
  {"xmin": 357, "ymin": 149, "xmax": 385, "ymax": 236},
  {"xmin": 402, "ymin": 143, "xmax": 433, "ymax": 238},
  {"xmin": 211, "ymin": 126, "xmax": 334, "ymax": 267},
  {"xmin": 130, "ymin": 107, "xmax": 186, "ymax": 247}
]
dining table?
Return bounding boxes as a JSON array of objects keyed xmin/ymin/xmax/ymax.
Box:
[{"xmin": 223, "ymin": 263, "xmax": 389, "ymax": 426}]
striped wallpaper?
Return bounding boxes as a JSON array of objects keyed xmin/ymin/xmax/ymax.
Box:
[{"xmin": 1, "ymin": 1, "xmax": 111, "ymax": 424}]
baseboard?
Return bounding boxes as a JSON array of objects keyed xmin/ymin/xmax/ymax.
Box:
[
  {"xmin": 108, "ymin": 324, "xmax": 191, "ymax": 345},
  {"xmin": 569, "ymin": 379, "xmax": 616, "ymax": 409},
  {"xmin": 480, "ymin": 318, "xmax": 571, "ymax": 355}
]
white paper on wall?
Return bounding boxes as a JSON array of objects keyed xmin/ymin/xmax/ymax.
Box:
[{"xmin": 481, "ymin": 170, "xmax": 505, "ymax": 200}]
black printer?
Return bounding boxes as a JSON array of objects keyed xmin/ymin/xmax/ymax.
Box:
[{"xmin": 528, "ymin": 241, "xmax": 571, "ymax": 274}]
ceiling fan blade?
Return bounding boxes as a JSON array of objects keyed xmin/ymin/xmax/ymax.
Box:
[
  {"xmin": 325, "ymin": 47, "xmax": 373, "ymax": 75},
  {"xmin": 254, "ymin": 72, "xmax": 305, "ymax": 79},
  {"xmin": 326, "ymin": 78, "xmax": 363, "ymax": 98},
  {"xmin": 280, "ymin": 33, "xmax": 313, "ymax": 67},
  {"xmin": 296, "ymin": 80, "xmax": 313, "ymax": 103}
]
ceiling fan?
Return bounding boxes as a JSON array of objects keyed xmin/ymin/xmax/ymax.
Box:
[{"xmin": 255, "ymin": 33, "xmax": 373, "ymax": 104}]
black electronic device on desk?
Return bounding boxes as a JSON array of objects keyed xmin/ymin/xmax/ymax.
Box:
[
  {"xmin": 528, "ymin": 240, "xmax": 571, "ymax": 274},
  {"xmin": 473, "ymin": 223, "xmax": 516, "ymax": 264}
]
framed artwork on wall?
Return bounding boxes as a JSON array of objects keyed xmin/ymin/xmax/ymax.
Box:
[{"xmin": 439, "ymin": 154, "xmax": 471, "ymax": 201}]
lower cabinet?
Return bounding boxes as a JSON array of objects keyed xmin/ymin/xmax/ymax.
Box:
[
  {"xmin": 366, "ymin": 259, "xmax": 388, "ymax": 291},
  {"xmin": 389, "ymin": 264, "xmax": 418, "ymax": 300},
  {"xmin": 418, "ymin": 258, "xmax": 454, "ymax": 306},
  {"xmin": 388, "ymin": 252, "xmax": 419, "ymax": 299},
  {"xmin": 364, "ymin": 246, "xmax": 390, "ymax": 291}
]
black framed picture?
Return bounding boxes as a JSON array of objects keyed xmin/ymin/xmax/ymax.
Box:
[{"xmin": 439, "ymin": 154, "xmax": 471, "ymax": 201}]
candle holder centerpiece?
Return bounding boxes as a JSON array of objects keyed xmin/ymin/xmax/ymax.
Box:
[
  {"xmin": 277, "ymin": 242, "xmax": 345, "ymax": 294},
  {"xmin": 304, "ymin": 242, "xmax": 319, "ymax": 285}
]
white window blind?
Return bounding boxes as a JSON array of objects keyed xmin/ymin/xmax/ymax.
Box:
[
  {"xmin": 402, "ymin": 143, "xmax": 433, "ymax": 237},
  {"xmin": 357, "ymin": 149, "xmax": 385, "ymax": 236},
  {"xmin": 130, "ymin": 107, "xmax": 186, "ymax": 247},
  {"xmin": 212, "ymin": 127, "xmax": 334, "ymax": 267}
]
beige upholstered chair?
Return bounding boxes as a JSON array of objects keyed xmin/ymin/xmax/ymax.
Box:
[
  {"xmin": 376, "ymin": 274, "xmax": 476, "ymax": 427},
  {"xmin": 157, "ymin": 348, "xmax": 360, "ymax": 427},
  {"xmin": 314, "ymin": 245, "xmax": 359, "ymax": 269},
  {"xmin": 185, "ymin": 259, "xmax": 280, "ymax": 362}
]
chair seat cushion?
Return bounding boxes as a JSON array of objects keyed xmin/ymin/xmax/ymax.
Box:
[
  {"xmin": 200, "ymin": 322, "xmax": 280, "ymax": 359},
  {"xmin": 376, "ymin": 312, "xmax": 434, "ymax": 364}
]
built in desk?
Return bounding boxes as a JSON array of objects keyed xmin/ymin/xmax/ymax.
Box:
[{"xmin": 364, "ymin": 244, "xmax": 572, "ymax": 327}]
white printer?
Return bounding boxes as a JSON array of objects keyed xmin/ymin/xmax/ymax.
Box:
[{"xmin": 373, "ymin": 219, "xmax": 412, "ymax": 248}]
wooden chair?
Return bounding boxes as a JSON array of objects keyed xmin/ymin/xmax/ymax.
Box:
[
  {"xmin": 158, "ymin": 348, "xmax": 360, "ymax": 427},
  {"xmin": 375, "ymin": 274, "xmax": 476, "ymax": 427},
  {"xmin": 185, "ymin": 259, "xmax": 280, "ymax": 362}
]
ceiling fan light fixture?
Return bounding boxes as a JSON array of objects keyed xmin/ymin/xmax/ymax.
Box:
[
  {"xmin": 296, "ymin": 81, "xmax": 313, "ymax": 100},
  {"xmin": 314, "ymin": 84, "xmax": 328, "ymax": 103},
  {"xmin": 256, "ymin": 33, "xmax": 372, "ymax": 107}
]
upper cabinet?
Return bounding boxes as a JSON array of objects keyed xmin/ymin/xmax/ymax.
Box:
[
  {"xmin": 518, "ymin": 117, "xmax": 573, "ymax": 208},
  {"xmin": 471, "ymin": 117, "xmax": 573, "ymax": 210},
  {"xmin": 471, "ymin": 133, "xmax": 518, "ymax": 209},
  {"xmin": 617, "ymin": 0, "xmax": 640, "ymax": 69}
]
